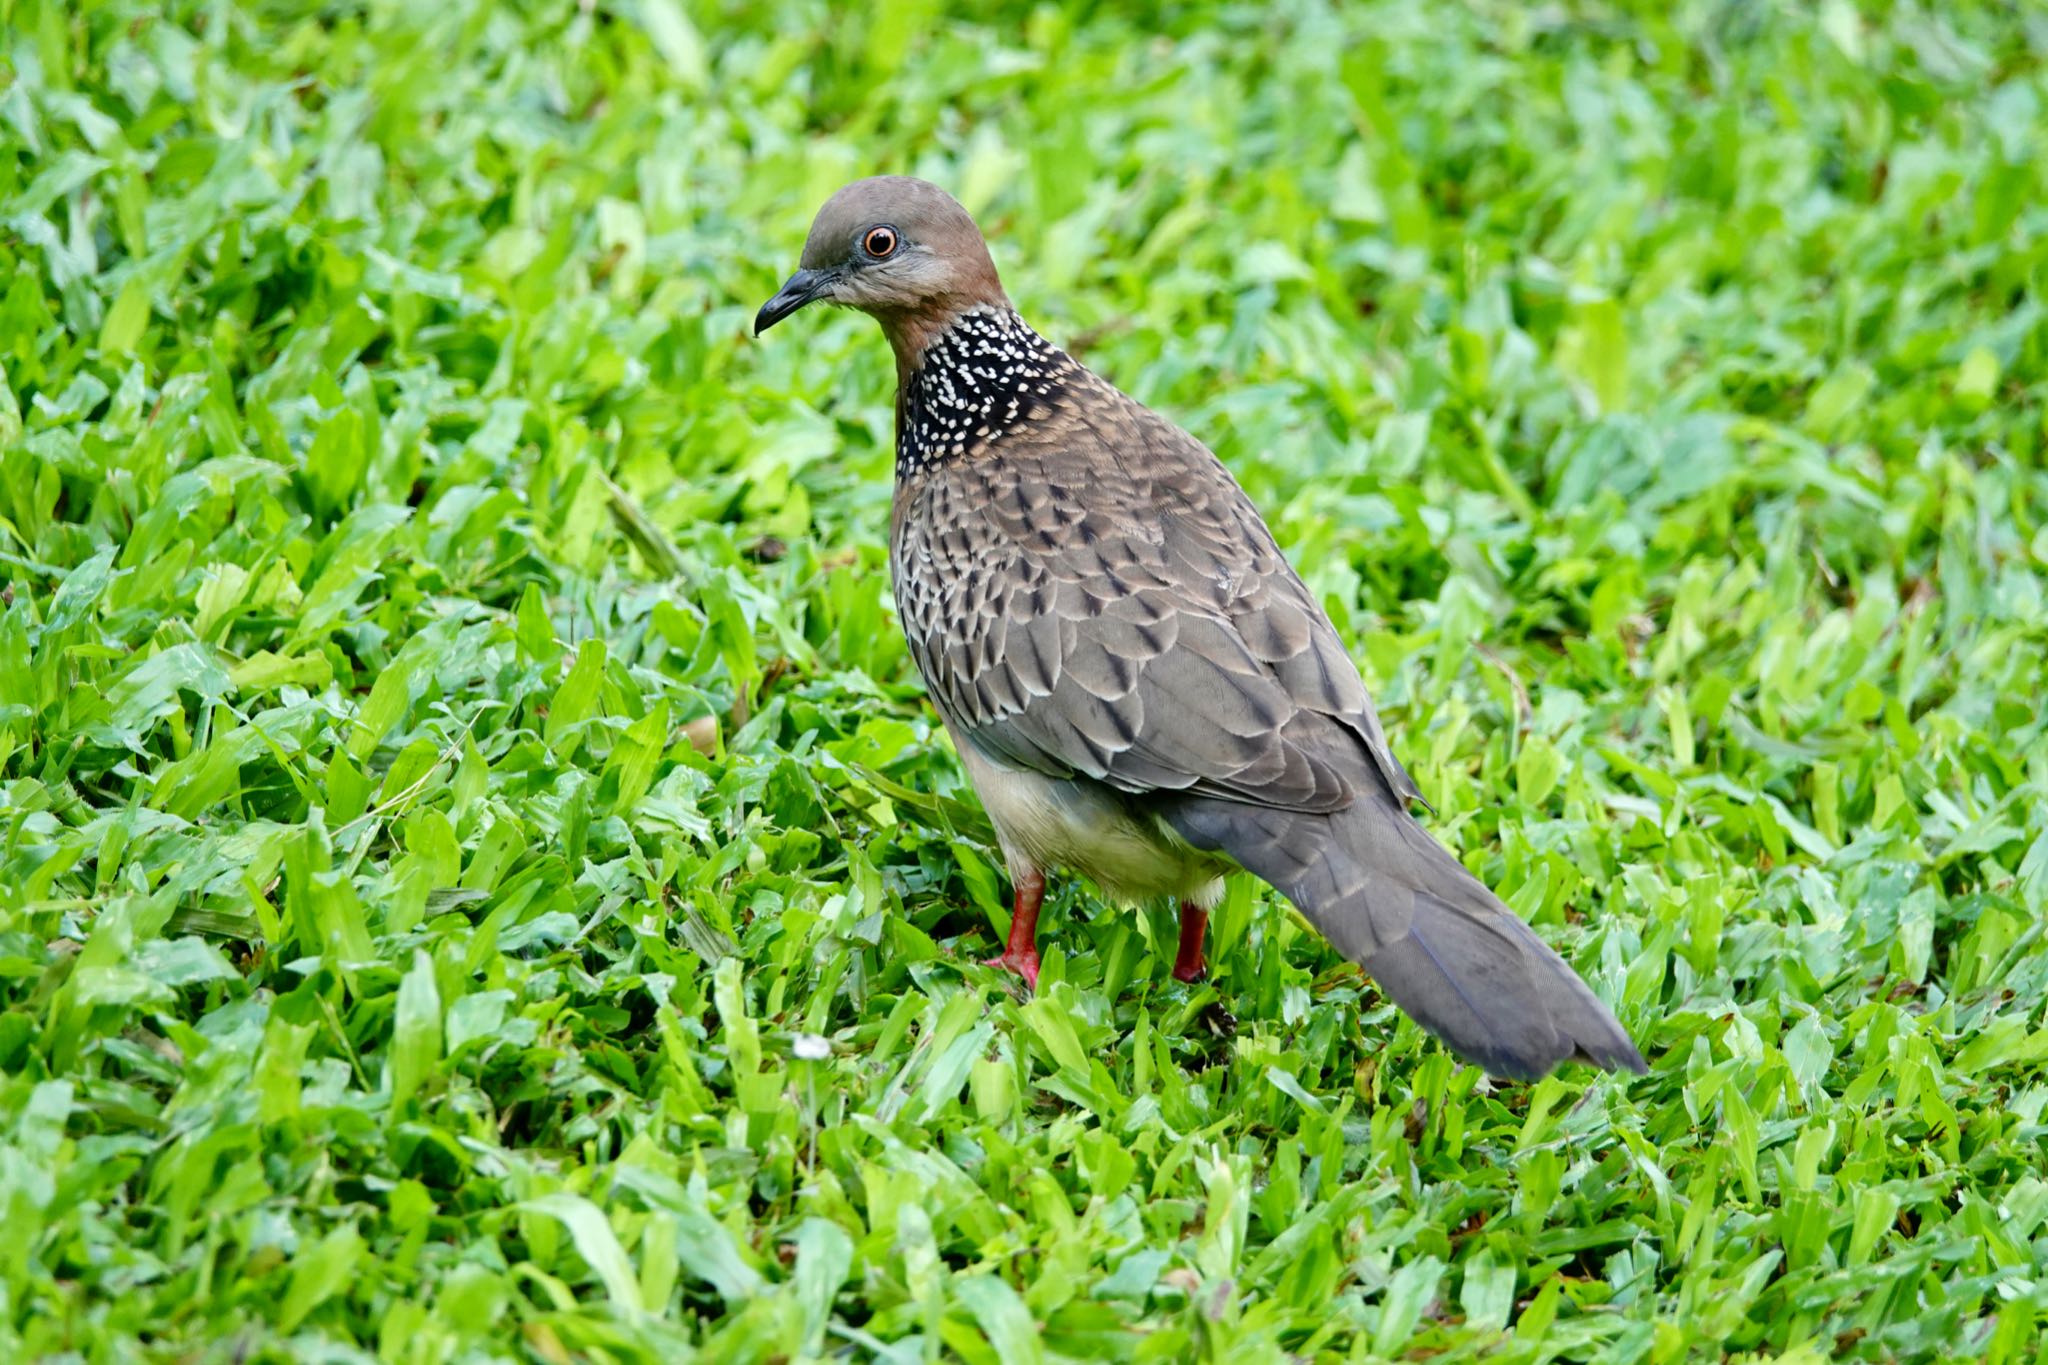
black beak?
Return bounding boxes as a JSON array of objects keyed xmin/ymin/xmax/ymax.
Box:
[{"xmin": 754, "ymin": 268, "xmax": 834, "ymax": 336}]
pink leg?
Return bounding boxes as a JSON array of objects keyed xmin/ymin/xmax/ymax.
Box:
[
  {"xmin": 1172, "ymin": 902, "xmax": 1208, "ymax": 983},
  {"xmin": 983, "ymin": 869, "xmax": 1044, "ymax": 989}
]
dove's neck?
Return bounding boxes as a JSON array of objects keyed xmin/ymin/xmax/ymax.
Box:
[{"xmin": 892, "ymin": 307, "xmax": 1084, "ymax": 480}]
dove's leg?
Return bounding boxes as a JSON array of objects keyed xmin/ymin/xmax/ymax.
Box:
[
  {"xmin": 1172, "ymin": 902, "xmax": 1208, "ymax": 982},
  {"xmin": 983, "ymin": 867, "xmax": 1044, "ymax": 989}
]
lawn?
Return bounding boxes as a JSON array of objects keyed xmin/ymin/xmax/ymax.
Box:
[{"xmin": 3, "ymin": 0, "xmax": 2047, "ymax": 1360}]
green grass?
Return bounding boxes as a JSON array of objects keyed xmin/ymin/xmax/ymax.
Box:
[{"xmin": 3, "ymin": 0, "xmax": 2047, "ymax": 1360}]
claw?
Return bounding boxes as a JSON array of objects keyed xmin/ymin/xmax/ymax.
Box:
[{"xmin": 982, "ymin": 949, "xmax": 1041, "ymax": 990}]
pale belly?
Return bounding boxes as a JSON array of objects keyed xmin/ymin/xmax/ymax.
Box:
[{"xmin": 945, "ymin": 720, "xmax": 1229, "ymax": 911}]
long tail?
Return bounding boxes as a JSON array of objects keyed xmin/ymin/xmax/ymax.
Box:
[{"xmin": 1162, "ymin": 791, "xmax": 1646, "ymax": 1080}]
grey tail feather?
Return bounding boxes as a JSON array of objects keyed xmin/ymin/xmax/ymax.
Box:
[{"xmin": 1160, "ymin": 792, "xmax": 1647, "ymax": 1081}]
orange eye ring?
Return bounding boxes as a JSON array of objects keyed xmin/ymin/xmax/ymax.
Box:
[{"xmin": 863, "ymin": 226, "xmax": 899, "ymax": 258}]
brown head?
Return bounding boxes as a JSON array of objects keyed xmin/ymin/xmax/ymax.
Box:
[{"xmin": 754, "ymin": 177, "xmax": 1009, "ymax": 371}]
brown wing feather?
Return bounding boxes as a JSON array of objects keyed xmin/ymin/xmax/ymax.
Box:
[{"xmin": 891, "ymin": 374, "xmax": 1413, "ymax": 815}]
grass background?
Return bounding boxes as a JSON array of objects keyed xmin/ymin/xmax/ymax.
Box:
[{"xmin": 4, "ymin": 0, "xmax": 2047, "ymax": 1360}]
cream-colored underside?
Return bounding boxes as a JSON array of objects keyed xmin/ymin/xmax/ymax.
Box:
[{"xmin": 947, "ymin": 721, "xmax": 1228, "ymax": 911}]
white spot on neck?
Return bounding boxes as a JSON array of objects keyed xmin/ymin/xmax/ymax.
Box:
[{"xmin": 895, "ymin": 308, "xmax": 1079, "ymax": 479}]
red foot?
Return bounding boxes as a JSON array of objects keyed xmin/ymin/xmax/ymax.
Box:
[
  {"xmin": 985, "ymin": 869, "xmax": 1045, "ymax": 991},
  {"xmin": 1172, "ymin": 902, "xmax": 1209, "ymax": 983},
  {"xmin": 982, "ymin": 949, "xmax": 1041, "ymax": 990}
]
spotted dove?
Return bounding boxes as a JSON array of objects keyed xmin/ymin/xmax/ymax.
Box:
[{"xmin": 756, "ymin": 176, "xmax": 1646, "ymax": 1080}]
